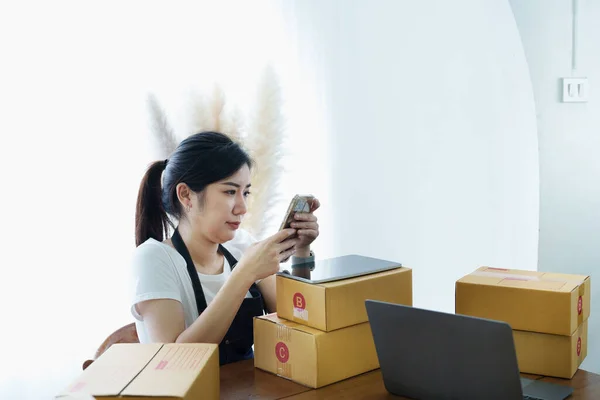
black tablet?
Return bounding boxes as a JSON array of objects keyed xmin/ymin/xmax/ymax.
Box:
[{"xmin": 278, "ymin": 254, "xmax": 403, "ymax": 284}]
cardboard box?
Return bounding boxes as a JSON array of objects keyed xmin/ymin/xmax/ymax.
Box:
[
  {"xmin": 455, "ymin": 267, "xmax": 590, "ymax": 336},
  {"xmin": 254, "ymin": 313, "xmax": 379, "ymax": 388},
  {"xmin": 277, "ymin": 262, "xmax": 412, "ymax": 331},
  {"xmin": 513, "ymin": 320, "xmax": 588, "ymax": 379},
  {"xmin": 56, "ymin": 343, "xmax": 219, "ymax": 400}
]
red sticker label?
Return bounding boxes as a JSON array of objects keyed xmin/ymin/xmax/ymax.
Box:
[
  {"xmin": 155, "ymin": 360, "xmax": 168, "ymax": 370},
  {"xmin": 293, "ymin": 293, "xmax": 306, "ymax": 310},
  {"xmin": 578, "ymin": 296, "xmax": 583, "ymax": 315},
  {"xmin": 276, "ymin": 342, "xmax": 289, "ymax": 363},
  {"xmin": 577, "ymin": 337, "xmax": 582, "ymax": 357}
]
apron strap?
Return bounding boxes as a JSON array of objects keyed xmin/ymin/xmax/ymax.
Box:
[
  {"xmin": 171, "ymin": 228, "xmax": 252, "ymax": 316},
  {"xmin": 218, "ymin": 244, "xmax": 238, "ymax": 270},
  {"xmin": 171, "ymin": 228, "xmax": 208, "ymax": 315},
  {"xmin": 220, "ymin": 244, "xmax": 261, "ymax": 297},
  {"xmin": 218, "ymin": 244, "xmax": 262, "ymax": 298}
]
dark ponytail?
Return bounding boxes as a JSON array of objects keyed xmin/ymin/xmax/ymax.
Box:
[
  {"xmin": 134, "ymin": 131, "xmax": 253, "ymax": 247},
  {"xmin": 135, "ymin": 159, "xmax": 172, "ymax": 246}
]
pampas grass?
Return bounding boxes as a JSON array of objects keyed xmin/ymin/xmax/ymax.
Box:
[
  {"xmin": 183, "ymin": 84, "xmax": 245, "ymax": 143},
  {"xmin": 146, "ymin": 66, "xmax": 285, "ymax": 239},
  {"xmin": 146, "ymin": 93, "xmax": 178, "ymax": 158},
  {"xmin": 185, "ymin": 88, "xmax": 213, "ymax": 137},
  {"xmin": 241, "ymin": 66, "xmax": 285, "ymax": 239},
  {"xmin": 219, "ymin": 104, "xmax": 246, "ymax": 145}
]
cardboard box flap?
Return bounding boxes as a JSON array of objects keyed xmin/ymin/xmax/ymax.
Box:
[
  {"xmin": 122, "ymin": 343, "xmax": 218, "ymax": 397},
  {"xmin": 57, "ymin": 344, "xmax": 163, "ymax": 397},
  {"xmin": 459, "ymin": 267, "xmax": 588, "ymax": 292},
  {"xmin": 259, "ymin": 313, "xmax": 326, "ymax": 336}
]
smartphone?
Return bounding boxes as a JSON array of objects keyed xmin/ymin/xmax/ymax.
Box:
[{"xmin": 279, "ymin": 194, "xmax": 314, "ymax": 231}]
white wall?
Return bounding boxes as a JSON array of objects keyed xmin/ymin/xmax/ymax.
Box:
[
  {"xmin": 0, "ymin": 1, "xmax": 332, "ymax": 399},
  {"xmin": 0, "ymin": 0, "xmax": 578, "ymax": 398},
  {"xmin": 283, "ymin": 0, "xmax": 540, "ymax": 313},
  {"xmin": 510, "ymin": 0, "xmax": 600, "ymax": 374}
]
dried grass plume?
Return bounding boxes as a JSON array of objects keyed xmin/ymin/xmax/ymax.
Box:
[
  {"xmin": 146, "ymin": 67, "xmax": 285, "ymax": 239},
  {"xmin": 241, "ymin": 66, "xmax": 285, "ymax": 239}
]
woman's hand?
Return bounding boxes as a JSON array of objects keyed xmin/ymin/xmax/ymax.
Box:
[
  {"xmin": 290, "ymin": 197, "xmax": 320, "ymax": 255},
  {"xmin": 236, "ymin": 228, "xmax": 300, "ymax": 283}
]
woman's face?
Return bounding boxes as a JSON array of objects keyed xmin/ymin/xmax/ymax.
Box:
[{"xmin": 190, "ymin": 164, "xmax": 251, "ymax": 243}]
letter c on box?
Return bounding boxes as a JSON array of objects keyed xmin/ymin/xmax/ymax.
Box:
[{"xmin": 275, "ymin": 342, "xmax": 289, "ymax": 363}]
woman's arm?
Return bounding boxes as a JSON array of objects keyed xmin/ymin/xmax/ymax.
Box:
[
  {"xmin": 138, "ymin": 229, "xmax": 298, "ymax": 344},
  {"xmin": 258, "ymin": 249, "xmax": 316, "ymax": 314},
  {"xmin": 257, "ymin": 275, "xmax": 277, "ymax": 314},
  {"xmin": 138, "ymin": 266, "xmax": 255, "ymax": 344}
]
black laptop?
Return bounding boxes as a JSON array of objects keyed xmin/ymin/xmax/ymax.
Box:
[{"xmin": 365, "ymin": 300, "xmax": 574, "ymax": 400}]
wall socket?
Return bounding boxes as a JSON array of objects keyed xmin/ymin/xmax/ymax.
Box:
[{"xmin": 562, "ymin": 77, "xmax": 589, "ymax": 103}]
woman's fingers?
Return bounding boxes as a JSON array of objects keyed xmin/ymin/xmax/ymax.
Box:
[
  {"xmin": 279, "ymin": 246, "xmax": 297, "ymax": 262},
  {"xmin": 276, "ymin": 237, "xmax": 301, "ymax": 253},
  {"xmin": 294, "ymin": 213, "xmax": 317, "ymax": 222},
  {"xmin": 268, "ymin": 228, "xmax": 296, "ymax": 244},
  {"xmin": 310, "ymin": 197, "xmax": 321, "ymax": 212},
  {"xmin": 290, "ymin": 221, "xmax": 318, "ymax": 230},
  {"xmin": 297, "ymin": 229, "xmax": 318, "ymax": 239}
]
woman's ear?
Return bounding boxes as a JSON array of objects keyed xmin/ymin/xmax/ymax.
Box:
[{"xmin": 175, "ymin": 183, "xmax": 193, "ymax": 211}]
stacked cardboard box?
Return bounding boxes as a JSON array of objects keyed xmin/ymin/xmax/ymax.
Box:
[
  {"xmin": 455, "ymin": 267, "xmax": 591, "ymax": 378},
  {"xmin": 253, "ymin": 254, "xmax": 413, "ymax": 388},
  {"xmin": 55, "ymin": 343, "xmax": 220, "ymax": 399}
]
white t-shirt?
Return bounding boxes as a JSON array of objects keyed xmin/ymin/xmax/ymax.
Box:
[{"xmin": 130, "ymin": 228, "xmax": 257, "ymax": 344}]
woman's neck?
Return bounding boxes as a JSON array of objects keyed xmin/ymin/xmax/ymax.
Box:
[{"xmin": 177, "ymin": 222, "xmax": 220, "ymax": 269}]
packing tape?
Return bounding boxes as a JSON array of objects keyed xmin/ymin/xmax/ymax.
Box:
[
  {"xmin": 275, "ymin": 323, "xmax": 293, "ymax": 379},
  {"xmin": 472, "ymin": 269, "xmax": 585, "ymax": 285},
  {"xmin": 475, "ymin": 269, "xmax": 588, "ymax": 329},
  {"xmin": 276, "ymin": 323, "xmax": 293, "ymax": 342}
]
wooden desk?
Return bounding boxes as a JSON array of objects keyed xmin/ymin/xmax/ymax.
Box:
[
  {"xmin": 540, "ymin": 371, "xmax": 600, "ymax": 400},
  {"xmin": 220, "ymin": 360, "xmax": 600, "ymax": 399},
  {"xmin": 219, "ymin": 358, "xmax": 310, "ymax": 399}
]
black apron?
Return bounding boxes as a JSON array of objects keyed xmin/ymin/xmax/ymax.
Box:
[{"xmin": 171, "ymin": 228, "xmax": 267, "ymax": 365}]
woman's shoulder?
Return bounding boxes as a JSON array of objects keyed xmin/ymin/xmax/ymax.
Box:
[
  {"xmin": 132, "ymin": 238, "xmax": 184, "ymax": 272},
  {"xmin": 129, "ymin": 238, "xmax": 187, "ymax": 308},
  {"xmin": 134, "ymin": 237, "xmax": 172, "ymax": 256}
]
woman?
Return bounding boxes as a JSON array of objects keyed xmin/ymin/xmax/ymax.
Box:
[{"xmin": 130, "ymin": 131, "xmax": 320, "ymax": 365}]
